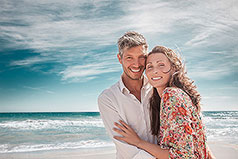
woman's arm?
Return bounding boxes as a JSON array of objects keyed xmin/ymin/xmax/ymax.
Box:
[{"xmin": 113, "ymin": 120, "xmax": 169, "ymax": 159}]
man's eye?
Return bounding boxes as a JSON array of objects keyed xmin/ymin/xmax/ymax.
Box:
[{"xmin": 127, "ymin": 57, "xmax": 132, "ymax": 59}]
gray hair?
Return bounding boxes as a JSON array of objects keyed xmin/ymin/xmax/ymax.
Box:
[{"xmin": 117, "ymin": 31, "xmax": 148, "ymax": 57}]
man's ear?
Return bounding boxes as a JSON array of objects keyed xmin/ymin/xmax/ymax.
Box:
[{"xmin": 117, "ymin": 53, "xmax": 122, "ymax": 64}]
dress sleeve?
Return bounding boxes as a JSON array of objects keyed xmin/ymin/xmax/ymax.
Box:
[{"xmin": 160, "ymin": 88, "xmax": 196, "ymax": 159}]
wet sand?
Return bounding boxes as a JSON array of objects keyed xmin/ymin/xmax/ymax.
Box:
[{"xmin": 0, "ymin": 142, "xmax": 237, "ymax": 159}]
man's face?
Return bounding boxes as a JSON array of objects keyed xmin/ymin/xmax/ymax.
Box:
[{"xmin": 117, "ymin": 45, "xmax": 146, "ymax": 80}]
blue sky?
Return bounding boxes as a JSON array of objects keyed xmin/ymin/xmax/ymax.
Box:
[{"xmin": 0, "ymin": 0, "xmax": 237, "ymax": 112}]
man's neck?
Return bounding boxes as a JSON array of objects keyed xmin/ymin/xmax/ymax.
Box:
[{"xmin": 121, "ymin": 73, "xmax": 143, "ymax": 94}]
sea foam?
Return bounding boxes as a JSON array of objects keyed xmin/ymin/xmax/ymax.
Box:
[
  {"xmin": 0, "ymin": 140, "xmax": 114, "ymax": 153},
  {"xmin": 0, "ymin": 119, "xmax": 104, "ymax": 130}
]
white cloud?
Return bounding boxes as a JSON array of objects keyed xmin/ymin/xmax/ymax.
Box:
[
  {"xmin": 188, "ymin": 64, "xmax": 231, "ymax": 80},
  {"xmin": 23, "ymin": 86, "xmax": 55, "ymax": 94},
  {"xmin": 1, "ymin": 0, "xmax": 238, "ymax": 112},
  {"xmin": 0, "ymin": 0, "xmax": 125, "ymax": 52},
  {"xmin": 201, "ymin": 94, "xmax": 238, "ymax": 111},
  {"xmin": 10, "ymin": 56, "xmax": 52, "ymax": 66},
  {"xmin": 1, "ymin": 0, "xmax": 237, "ymax": 51},
  {"xmin": 183, "ymin": 0, "xmax": 238, "ymax": 47},
  {"xmin": 233, "ymin": 81, "xmax": 238, "ymax": 86},
  {"xmin": 1, "ymin": 0, "xmax": 238, "ymax": 82},
  {"xmin": 60, "ymin": 61, "xmax": 120, "ymax": 82},
  {"xmin": 185, "ymin": 47, "xmax": 237, "ymax": 80},
  {"xmin": 203, "ymin": 96, "xmax": 232, "ymax": 99}
]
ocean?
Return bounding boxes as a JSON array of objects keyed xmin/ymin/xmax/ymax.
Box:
[{"xmin": 0, "ymin": 111, "xmax": 237, "ymax": 154}]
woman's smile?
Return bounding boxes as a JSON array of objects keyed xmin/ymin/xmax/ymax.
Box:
[{"xmin": 151, "ymin": 76, "xmax": 162, "ymax": 81}]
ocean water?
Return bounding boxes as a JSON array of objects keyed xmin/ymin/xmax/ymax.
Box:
[
  {"xmin": 0, "ymin": 111, "xmax": 237, "ymax": 154},
  {"xmin": 202, "ymin": 111, "xmax": 238, "ymax": 144},
  {"xmin": 0, "ymin": 112, "xmax": 113, "ymax": 153}
]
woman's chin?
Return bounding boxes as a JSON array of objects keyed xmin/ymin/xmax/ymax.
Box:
[{"xmin": 150, "ymin": 83, "xmax": 166, "ymax": 89}]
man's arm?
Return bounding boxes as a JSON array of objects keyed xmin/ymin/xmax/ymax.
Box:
[{"xmin": 98, "ymin": 92, "xmax": 155, "ymax": 159}]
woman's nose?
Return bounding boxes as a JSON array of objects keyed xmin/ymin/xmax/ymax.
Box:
[{"xmin": 153, "ymin": 69, "xmax": 158, "ymax": 74}]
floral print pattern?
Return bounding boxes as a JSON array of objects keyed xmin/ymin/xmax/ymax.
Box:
[{"xmin": 159, "ymin": 87, "xmax": 209, "ymax": 159}]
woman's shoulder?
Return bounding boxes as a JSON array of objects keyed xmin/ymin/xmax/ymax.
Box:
[
  {"xmin": 162, "ymin": 87, "xmax": 185, "ymax": 96},
  {"xmin": 162, "ymin": 87, "xmax": 191, "ymax": 104},
  {"xmin": 161, "ymin": 87, "xmax": 194, "ymax": 117}
]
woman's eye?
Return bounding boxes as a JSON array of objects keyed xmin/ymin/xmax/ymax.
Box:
[{"xmin": 147, "ymin": 65, "xmax": 153, "ymax": 69}]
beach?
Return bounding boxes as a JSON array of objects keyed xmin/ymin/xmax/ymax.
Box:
[
  {"xmin": 0, "ymin": 147, "xmax": 116, "ymax": 159},
  {"xmin": 0, "ymin": 111, "xmax": 237, "ymax": 159},
  {"xmin": 209, "ymin": 142, "xmax": 238, "ymax": 159},
  {"xmin": 0, "ymin": 142, "xmax": 237, "ymax": 159}
]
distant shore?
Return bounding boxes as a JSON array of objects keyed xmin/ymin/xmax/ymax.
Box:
[{"xmin": 0, "ymin": 142, "xmax": 237, "ymax": 159}]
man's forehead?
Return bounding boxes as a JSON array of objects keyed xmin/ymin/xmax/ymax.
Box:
[{"xmin": 123, "ymin": 46, "xmax": 147, "ymax": 55}]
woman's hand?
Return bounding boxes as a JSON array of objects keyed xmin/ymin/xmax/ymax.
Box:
[
  {"xmin": 113, "ymin": 120, "xmax": 169, "ymax": 159},
  {"xmin": 208, "ymin": 151, "xmax": 216, "ymax": 159},
  {"xmin": 113, "ymin": 120, "xmax": 142, "ymax": 147},
  {"xmin": 207, "ymin": 146, "xmax": 216, "ymax": 159}
]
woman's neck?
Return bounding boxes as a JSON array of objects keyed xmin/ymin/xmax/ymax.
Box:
[{"xmin": 156, "ymin": 86, "xmax": 166, "ymax": 97}]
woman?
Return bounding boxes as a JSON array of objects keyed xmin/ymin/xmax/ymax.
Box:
[{"xmin": 113, "ymin": 46, "xmax": 215, "ymax": 159}]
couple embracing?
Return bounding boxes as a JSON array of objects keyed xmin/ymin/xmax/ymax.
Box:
[{"xmin": 98, "ymin": 31, "xmax": 215, "ymax": 159}]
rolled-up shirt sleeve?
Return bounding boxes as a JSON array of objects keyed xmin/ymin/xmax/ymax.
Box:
[{"xmin": 98, "ymin": 92, "xmax": 155, "ymax": 159}]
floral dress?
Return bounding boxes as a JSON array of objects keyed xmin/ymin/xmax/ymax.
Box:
[{"xmin": 159, "ymin": 87, "xmax": 209, "ymax": 159}]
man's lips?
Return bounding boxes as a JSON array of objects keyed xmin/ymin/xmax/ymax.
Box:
[{"xmin": 130, "ymin": 68, "xmax": 141, "ymax": 73}]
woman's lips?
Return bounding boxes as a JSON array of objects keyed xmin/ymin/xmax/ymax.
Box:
[{"xmin": 151, "ymin": 76, "xmax": 162, "ymax": 81}]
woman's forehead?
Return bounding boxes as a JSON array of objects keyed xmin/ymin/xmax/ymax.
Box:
[{"xmin": 147, "ymin": 53, "xmax": 169, "ymax": 63}]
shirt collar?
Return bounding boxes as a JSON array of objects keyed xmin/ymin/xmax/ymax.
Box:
[{"xmin": 119, "ymin": 75, "xmax": 150, "ymax": 94}]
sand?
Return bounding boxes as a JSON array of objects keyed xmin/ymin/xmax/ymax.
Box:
[
  {"xmin": 0, "ymin": 147, "xmax": 116, "ymax": 159},
  {"xmin": 0, "ymin": 142, "xmax": 237, "ymax": 159},
  {"xmin": 208, "ymin": 141, "xmax": 238, "ymax": 159}
]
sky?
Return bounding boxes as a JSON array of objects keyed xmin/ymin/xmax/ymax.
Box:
[{"xmin": 0, "ymin": 0, "xmax": 237, "ymax": 112}]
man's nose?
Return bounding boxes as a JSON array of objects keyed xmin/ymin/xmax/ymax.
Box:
[{"xmin": 133, "ymin": 59, "xmax": 140, "ymax": 67}]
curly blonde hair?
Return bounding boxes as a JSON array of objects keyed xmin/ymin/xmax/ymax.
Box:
[{"xmin": 148, "ymin": 45, "xmax": 201, "ymax": 136}]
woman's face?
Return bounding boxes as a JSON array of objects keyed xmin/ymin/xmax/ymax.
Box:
[{"xmin": 145, "ymin": 53, "xmax": 173, "ymax": 89}]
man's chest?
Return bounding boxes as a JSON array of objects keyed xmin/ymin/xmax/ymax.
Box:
[{"xmin": 113, "ymin": 94, "xmax": 150, "ymax": 134}]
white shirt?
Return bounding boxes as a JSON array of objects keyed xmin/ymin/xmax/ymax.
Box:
[{"xmin": 98, "ymin": 76, "xmax": 156, "ymax": 159}]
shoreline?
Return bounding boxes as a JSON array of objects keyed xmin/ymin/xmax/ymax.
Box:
[
  {"xmin": 0, "ymin": 147, "xmax": 116, "ymax": 159},
  {"xmin": 0, "ymin": 142, "xmax": 238, "ymax": 159}
]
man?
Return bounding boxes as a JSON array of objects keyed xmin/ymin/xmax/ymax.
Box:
[{"xmin": 98, "ymin": 31, "xmax": 156, "ymax": 159}]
